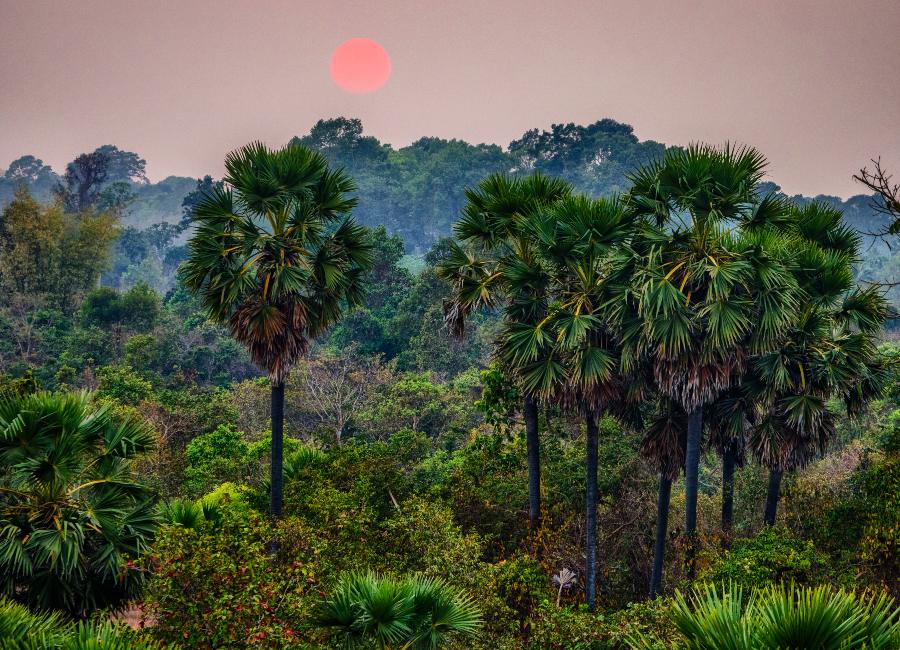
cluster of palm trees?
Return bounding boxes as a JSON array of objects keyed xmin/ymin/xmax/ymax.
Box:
[
  {"xmin": 178, "ymin": 140, "xmax": 887, "ymax": 607},
  {"xmin": 438, "ymin": 144, "xmax": 888, "ymax": 606}
]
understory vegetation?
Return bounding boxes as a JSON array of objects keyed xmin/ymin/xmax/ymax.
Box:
[{"xmin": 1, "ymin": 134, "xmax": 899, "ymax": 648}]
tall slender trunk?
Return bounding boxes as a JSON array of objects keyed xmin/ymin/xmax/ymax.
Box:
[
  {"xmin": 649, "ymin": 474, "xmax": 672, "ymax": 598},
  {"xmin": 270, "ymin": 382, "xmax": 285, "ymax": 519},
  {"xmin": 764, "ymin": 469, "xmax": 783, "ymax": 526},
  {"xmin": 584, "ymin": 408, "xmax": 599, "ymax": 611},
  {"xmin": 524, "ymin": 396, "xmax": 541, "ymax": 535},
  {"xmin": 684, "ymin": 407, "xmax": 702, "ymax": 580},
  {"xmin": 721, "ymin": 442, "xmax": 736, "ymax": 533}
]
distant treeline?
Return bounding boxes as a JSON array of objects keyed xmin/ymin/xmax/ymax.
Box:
[{"xmin": 0, "ymin": 116, "xmax": 891, "ymax": 290}]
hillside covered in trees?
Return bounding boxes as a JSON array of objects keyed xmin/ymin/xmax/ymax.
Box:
[{"xmin": 2, "ymin": 131, "xmax": 900, "ymax": 649}]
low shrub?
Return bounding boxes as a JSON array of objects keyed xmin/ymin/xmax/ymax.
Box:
[
  {"xmin": 701, "ymin": 527, "xmax": 825, "ymax": 589},
  {"xmin": 144, "ymin": 511, "xmax": 318, "ymax": 648}
]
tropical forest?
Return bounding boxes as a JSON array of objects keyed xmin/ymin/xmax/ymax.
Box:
[{"xmin": 1, "ymin": 113, "xmax": 899, "ymax": 649}]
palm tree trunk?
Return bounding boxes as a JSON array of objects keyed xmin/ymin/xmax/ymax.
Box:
[
  {"xmin": 649, "ymin": 474, "xmax": 672, "ymax": 598},
  {"xmin": 764, "ymin": 469, "xmax": 783, "ymax": 526},
  {"xmin": 721, "ymin": 442, "xmax": 736, "ymax": 533},
  {"xmin": 524, "ymin": 396, "xmax": 541, "ymax": 535},
  {"xmin": 684, "ymin": 407, "xmax": 702, "ymax": 580},
  {"xmin": 270, "ymin": 382, "xmax": 285, "ymax": 519},
  {"xmin": 584, "ymin": 408, "xmax": 599, "ymax": 611}
]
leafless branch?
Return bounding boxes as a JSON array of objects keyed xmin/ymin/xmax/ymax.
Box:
[{"xmin": 854, "ymin": 158, "xmax": 900, "ymax": 244}]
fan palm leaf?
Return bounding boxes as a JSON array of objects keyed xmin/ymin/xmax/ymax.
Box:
[{"xmin": 0, "ymin": 392, "xmax": 156, "ymax": 615}]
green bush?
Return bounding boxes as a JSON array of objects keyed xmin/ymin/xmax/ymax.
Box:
[
  {"xmin": 527, "ymin": 598, "xmax": 676, "ymax": 650},
  {"xmin": 144, "ymin": 511, "xmax": 317, "ymax": 648},
  {"xmin": 702, "ymin": 528, "xmax": 824, "ymax": 589},
  {"xmin": 182, "ymin": 424, "xmax": 263, "ymax": 496},
  {"xmin": 96, "ymin": 364, "xmax": 155, "ymax": 405},
  {"xmin": 854, "ymin": 453, "xmax": 900, "ymax": 592}
]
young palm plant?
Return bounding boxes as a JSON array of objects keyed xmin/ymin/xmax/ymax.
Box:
[
  {"xmin": 318, "ymin": 573, "xmax": 482, "ymax": 649},
  {"xmin": 0, "ymin": 392, "xmax": 157, "ymax": 616},
  {"xmin": 437, "ymin": 172, "xmax": 571, "ymax": 539},
  {"xmin": 0, "ymin": 594, "xmax": 170, "ymax": 649},
  {"xmin": 633, "ymin": 583, "xmax": 900, "ymax": 650},
  {"xmin": 180, "ymin": 142, "xmax": 372, "ymax": 518},
  {"xmin": 627, "ymin": 144, "xmax": 798, "ymax": 579}
]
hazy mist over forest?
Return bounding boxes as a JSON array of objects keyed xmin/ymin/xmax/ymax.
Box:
[
  {"xmin": 3, "ymin": 2, "xmax": 900, "ymax": 647},
  {"xmin": 1, "ymin": 116, "xmax": 893, "ymax": 288}
]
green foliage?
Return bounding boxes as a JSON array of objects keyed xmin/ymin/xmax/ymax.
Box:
[
  {"xmin": 646, "ymin": 583, "xmax": 900, "ymax": 650},
  {"xmin": 81, "ymin": 283, "xmax": 160, "ymax": 336},
  {"xmin": 0, "ymin": 369, "xmax": 39, "ymax": 399},
  {"xmin": 0, "ymin": 594, "xmax": 171, "ymax": 650},
  {"xmin": 853, "ymin": 435, "xmax": 900, "ymax": 590},
  {"xmin": 379, "ymin": 496, "xmax": 485, "ymax": 586},
  {"xmin": 0, "ymin": 392, "xmax": 157, "ymax": 615},
  {"xmin": 474, "ymin": 365, "xmax": 520, "ymax": 433},
  {"xmin": 183, "ymin": 424, "xmax": 257, "ymax": 495},
  {"xmin": 364, "ymin": 372, "xmax": 448, "ymax": 436},
  {"xmin": 201, "ymin": 481, "xmax": 253, "ymax": 516},
  {"xmin": 527, "ymin": 598, "xmax": 676, "ymax": 650},
  {"xmin": 96, "ymin": 364, "xmax": 155, "ymax": 405},
  {"xmin": 318, "ymin": 572, "xmax": 482, "ymax": 649},
  {"xmin": 144, "ymin": 512, "xmax": 317, "ymax": 648},
  {"xmin": 0, "ymin": 189, "xmax": 119, "ymax": 316},
  {"xmin": 487, "ymin": 556, "xmax": 548, "ymax": 635},
  {"xmin": 702, "ymin": 528, "xmax": 824, "ymax": 589},
  {"xmin": 123, "ymin": 334, "xmax": 159, "ymax": 372}
]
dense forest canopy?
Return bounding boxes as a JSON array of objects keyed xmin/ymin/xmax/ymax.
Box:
[{"xmin": 1, "ymin": 116, "xmax": 891, "ymax": 262}]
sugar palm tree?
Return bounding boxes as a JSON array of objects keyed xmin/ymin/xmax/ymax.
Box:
[
  {"xmin": 503, "ymin": 194, "xmax": 643, "ymax": 609},
  {"xmin": 0, "ymin": 392, "xmax": 157, "ymax": 616},
  {"xmin": 438, "ymin": 172, "xmax": 571, "ymax": 538},
  {"xmin": 747, "ymin": 203, "xmax": 888, "ymax": 524},
  {"xmin": 180, "ymin": 142, "xmax": 372, "ymax": 518},
  {"xmin": 704, "ymin": 193, "xmax": 801, "ymax": 534},
  {"xmin": 627, "ymin": 144, "xmax": 798, "ymax": 579}
]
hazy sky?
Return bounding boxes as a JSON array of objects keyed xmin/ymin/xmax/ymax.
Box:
[{"xmin": 1, "ymin": 0, "xmax": 898, "ymax": 197}]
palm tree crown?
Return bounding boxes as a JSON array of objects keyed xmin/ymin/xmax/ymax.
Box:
[
  {"xmin": 743, "ymin": 201, "xmax": 889, "ymax": 523},
  {"xmin": 180, "ymin": 142, "xmax": 372, "ymax": 386}
]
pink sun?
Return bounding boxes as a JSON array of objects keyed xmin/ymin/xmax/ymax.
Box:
[{"xmin": 330, "ymin": 38, "xmax": 391, "ymax": 94}]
